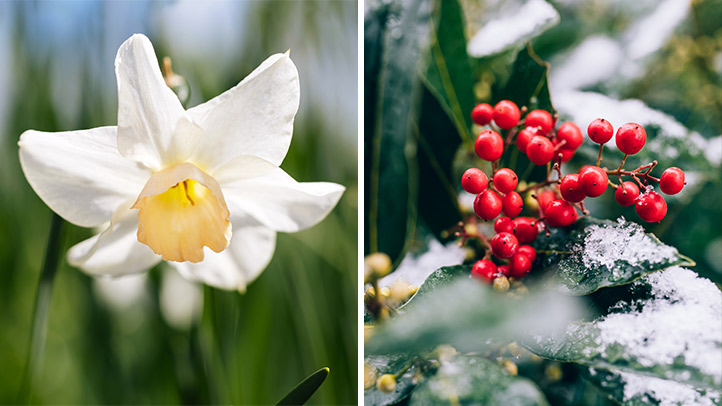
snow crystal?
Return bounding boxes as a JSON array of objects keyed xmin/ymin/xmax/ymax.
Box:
[
  {"xmin": 596, "ymin": 267, "xmax": 722, "ymax": 385},
  {"xmin": 620, "ymin": 371, "xmax": 721, "ymax": 406},
  {"xmin": 581, "ymin": 217, "xmax": 677, "ymax": 272},
  {"xmin": 379, "ymin": 239, "xmax": 466, "ymax": 287},
  {"xmin": 467, "ymin": 0, "xmax": 559, "ymax": 57}
]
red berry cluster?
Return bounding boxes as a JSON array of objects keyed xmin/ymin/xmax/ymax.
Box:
[{"xmin": 461, "ymin": 100, "xmax": 686, "ymax": 286}]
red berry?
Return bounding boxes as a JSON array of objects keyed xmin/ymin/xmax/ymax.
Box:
[
  {"xmin": 557, "ymin": 147, "xmax": 575, "ymax": 163},
  {"xmin": 516, "ymin": 127, "xmax": 536, "ymax": 153},
  {"xmin": 497, "ymin": 265, "xmax": 510, "ymax": 276},
  {"xmin": 615, "ymin": 181, "xmax": 640, "ymax": 207},
  {"xmin": 494, "ymin": 217, "xmax": 514, "ymax": 234},
  {"xmin": 537, "ymin": 190, "xmax": 556, "ymax": 213},
  {"xmin": 659, "ymin": 167, "xmax": 685, "ymax": 195},
  {"xmin": 616, "ymin": 123, "xmax": 647, "ymax": 155},
  {"xmin": 475, "ymin": 129, "xmax": 504, "ymax": 161},
  {"xmin": 526, "ymin": 135, "xmax": 554, "ymax": 165},
  {"xmin": 508, "ymin": 253, "xmax": 532, "ymax": 278},
  {"xmin": 517, "ymin": 245, "xmax": 537, "ymax": 263},
  {"xmin": 559, "ymin": 173, "xmax": 586, "ymax": 203},
  {"xmin": 490, "ymin": 232, "xmax": 519, "ymax": 259},
  {"xmin": 501, "ymin": 191, "xmax": 524, "ymax": 218},
  {"xmin": 525, "ymin": 110, "xmax": 553, "ymax": 134},
  {"xmin": 579, "ymin": 166, "xmax": 608, "ymax": 197},
  {"xmin": 556, "ymin": 122, "xmax": 584, "ymax": 150},
  {"xmin": 461, "ymin": 168, "xmax": 489, "ymax": 194},
  {"xmin": 474, "ymin": 190, "xmax": 503, "ymax": 221},
  {"xmin": 494, "ymin": 168, "xmax": 518, "ymax": 193},
  {"xmin": 471, "ymin": 103, "xmax": 494, "ymax": 126},
  {"xmin": 636, "ymin": 191, "xmax": 667, "ymax": 222},
  {"xmin": 545, "ymin": 200, "xmax": 578, "ymax": 228},
  {"xmin": 512, "ymin": 217, "xmax": 540, "ymax": 243},
  {"xmin": 587, "ymin": 118, "xmax": 614, "ymax": 144},
  {"xmin": 493, "ymin": 100, "xmax": 521, "ymax": 129},
  {"xmin": 471, "ymin": 259, "xmax": 497, "ymax": 283}
]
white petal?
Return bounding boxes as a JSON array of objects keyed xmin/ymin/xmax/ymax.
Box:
[
  {"xmin": 18, "ymin": 126, "xmax": 150, "ymax": 227},
  {"xmin": 211, "ymin": 154, "xmax": 278, "ymax": 185},
  {"xmin": 171, "ymin": 214, "xmax": 276, "ymax": 291},
  {"xmin": 67, "ymin": 200, "xmax": 161, "ymax": 276},
  {"xmin": 222, "ymin": 167, "xmax": 345, "ymax": 233},
  {"xmin": 115, "ymin": 34, "xmax": 203, "ymax": 168},
  {"xmin": 187, "ymin": 52, "xmax": 300, "ymax": 171}
]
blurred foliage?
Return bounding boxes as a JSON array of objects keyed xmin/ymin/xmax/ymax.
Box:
[
  {"xmin": 0, "ymin": 1, "xmax": 357, "ymax": 405},
  {"xmin": 365, "ymin": 0, "xmax": 721, "ymax": 405}
]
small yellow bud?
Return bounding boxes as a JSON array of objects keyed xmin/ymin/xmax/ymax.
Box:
[
  {"xmin": 463, "ymin": 247, "xmax": 477, "ymax": 261},
  {"xmin": 545, "ymin": 363, "xmax": 563, "ymax": 382},
  {"xmin": 364, "ymin": 252, "xmax": 392, "ymax": 282},
  {"xmin": 493, "ymin": 275, "xmax": 510, "ymax": 292},
  {"xmin": 380, "ymin": 286, "xmax": 391, "ymax": 297},
  {"xmin": 376, "ymin": 374, "xmax": 397, "ymax": 393},
  {"xmin": 364, "ymin": 362, "xmax": 378, "ymax": 390},
  {"xmin": 525, "ymin": 192, "xmax": 539, "ymax": 212},
  {"xmin": 408, "ymin": 285, "xmax": 418, "ymax": 296},
  {"xmin": 464, "ymin": 223, "xmax": 478, "ymax": 236},
  {"xmin": 503, "ymin": 359, "xmax": 518, "ymax": 376},
  {"xmin": 508, "ymin": 342, "xmax": 527, "ymax": 358},
  {"xmin": 389, "ymin": 278, "xmax": 411, "ymax": 302},
  {"xmin": 433, "ymin": 345, "xmax": 458, "ymax": 363}
]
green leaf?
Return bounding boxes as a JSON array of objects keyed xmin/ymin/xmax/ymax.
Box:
[
  {"xmin": 367, "ymin": 278, "xmax": 585, "ymax": 356},
  {"xmin": 276, "ymin": 367, "xmax": 329, "ymax": 405},
  {"xmin": 422, "ymin": 0, "xmax": 475, "ymax": 141},
  {"xmin": 415, "ymin": 0, "xmax": 473, "ymax": 243},
  {"xmin": 405, "ymin": 264, "xmax": 470, "ymax": 303},
  {"xmin": 365, "ymin": 354, "xmax": 417, "ymax": 406},
  {"xmin": 534, "ymin": 216, "xmax": 695, "ymax": 296},
  {"xmin": 501, "ymin": 43, "xmax": 555, "ymax": 113},
  {"xmin": 410, "ymin": 355, "xmax": 550, "ymax": 406},
  {"xmin": 525, "ymin": 267, "xmax": 722, "ymax": 391},
  {"xmin": 582, "ymin": 367, "xmax": 722, "ymax": 406},
  {"xmin": 364, "ymin": 0, "xmax": 433, "ymax": 263}
]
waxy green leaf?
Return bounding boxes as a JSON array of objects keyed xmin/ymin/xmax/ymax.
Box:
[{"xmin": 534, "ymin": 217, "xmax": 695, "ymax": 296}]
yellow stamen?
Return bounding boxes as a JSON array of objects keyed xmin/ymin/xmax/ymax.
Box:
[{"xmin": 132, "ymin": 163, "xmax": 231, "ymax": 263}]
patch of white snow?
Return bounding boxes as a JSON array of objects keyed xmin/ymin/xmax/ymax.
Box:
[{"xmin": 467, "ymin": 0, "xmax": 559, "ymax": 57}]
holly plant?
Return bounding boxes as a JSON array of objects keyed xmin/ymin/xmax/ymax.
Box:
[{"xmin": 364, "ymin": 1, "xmax": 722, "ymax": 405}]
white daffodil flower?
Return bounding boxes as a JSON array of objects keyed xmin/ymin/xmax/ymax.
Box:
[{"xmin": 18, "ymin": 34, "xmax": 345, "ymax": 291}]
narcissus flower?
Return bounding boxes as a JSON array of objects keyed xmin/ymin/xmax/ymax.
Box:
[{"xmin": 18, "ymin": 34, "xmax": 344, "ymax": 291}]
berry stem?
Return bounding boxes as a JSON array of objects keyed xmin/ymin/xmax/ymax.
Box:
[
  {"xmin": 504, "ymin": 126, "xmax": 518, "ymax": 149},
  {"xmin": 552, "ymin": 162, "xmax": 563, "ymax": 181},
  {"xmin": 517, "ymin": 179, "xmax": 558, "ymax": 194},
  {"xmin": 596, "ymin": 144, "xmax": 604, "ymax": 166},
  {"xmin": 616, "ymin": 154, "xmax": 628, "ymax": 172}
]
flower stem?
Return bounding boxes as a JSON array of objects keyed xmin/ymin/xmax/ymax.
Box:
[{"xmin": 18, "ymin": 213, "xmax": 64, "ymax": 404}]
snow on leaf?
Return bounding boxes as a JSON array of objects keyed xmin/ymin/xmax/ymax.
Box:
[
  {"xmin": 527, "ymin": 267, "xmax": 722, "ymax": 391},
  {"xmin": 466, "ymin": 0, "xmax": 559, "ymax": 58},
  {"xmin": 536, "ymin": 216, "xmax": 694, "ymax": 295},
  {"xmin": 584, "ymin": 367, "xmax": 721, "ymax": 406}
]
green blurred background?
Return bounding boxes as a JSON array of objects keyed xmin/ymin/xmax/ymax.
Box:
[{"xmin": 0, "ymin": 1, "xmax": 357, "ymax": 405}]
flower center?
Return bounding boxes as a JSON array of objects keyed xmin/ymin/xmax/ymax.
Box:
[{"xmin": 132, "ymin": 162, "xmax": 231, "ymax": 262}]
